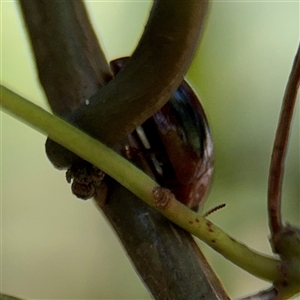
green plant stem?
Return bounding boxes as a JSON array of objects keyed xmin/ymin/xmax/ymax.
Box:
[{"xmin": 1, "ymin": 85, "xmax": 280, "ymax": 282}]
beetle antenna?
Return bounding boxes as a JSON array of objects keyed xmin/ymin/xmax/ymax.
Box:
[{"xmin": 203, "ymin": 203, "xmax": 226, "ymax": 217}]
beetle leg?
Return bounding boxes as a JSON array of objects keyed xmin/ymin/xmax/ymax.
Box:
[
  {"xmin": 136, "ymin": 126, "xmax": 151, "ymax": 149},
  {"xmin": 150, "ymin": 154, "xmax": 164, "ymax": 177},
  {"xmin": 136, "ymin": 126, "xmax": 163, "ymax": 177}
]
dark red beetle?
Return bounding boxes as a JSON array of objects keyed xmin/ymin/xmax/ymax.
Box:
[
  {"xmin": 67, "ymin": 58, "xmax": 213, "ymax": 211},
  {"xmin": 110, "ymin": 58, "xmax": 214, "ymax": 211}
]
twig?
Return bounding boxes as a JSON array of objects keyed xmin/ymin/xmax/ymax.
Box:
[
  {"xmin": 17, "ymin": 1, "xmax": 229, "ymax": 298},
  {"xmin": 44, "ymin": 0, "xmax": 210, "ymax": 168},
  {"xmin": 98, "ymin": 182, "xmax": 229, "ymax": 300},
  {"xmin": 1, "ymin": 85, "xmax": 280, "ymax": 283},
  {"xmin": 268, "ymin": 44, "xmax": 300, "ymax": 238},
  {"xmin": 19, "ymin": 0, "xmax": 112, "ymax": 117}
]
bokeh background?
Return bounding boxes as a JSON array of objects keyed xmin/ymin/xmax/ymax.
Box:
[{"xmin": 1, "ymin": 0, "xmax": 299, "ymax": 299}]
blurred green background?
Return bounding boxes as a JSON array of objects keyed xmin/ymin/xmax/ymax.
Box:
[{"xmin": 1, "ymin": 0, "xmax": 299, "ymax": 299}]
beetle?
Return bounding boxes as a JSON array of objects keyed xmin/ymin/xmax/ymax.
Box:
[
  {"xmin": 66, "ymin": 58, "xmax": 213, "ymax": 211},
  {"xmin": 110, "ymin": 57, "xmax": 214, "ymax": 211}
]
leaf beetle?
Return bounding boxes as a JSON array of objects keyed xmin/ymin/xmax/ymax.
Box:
[{"xmin": 111, "ymin": 57, "xmax": 214, "ymax": 211}]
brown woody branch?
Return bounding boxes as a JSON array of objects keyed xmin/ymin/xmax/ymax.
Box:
[
  {"xmin": 19, "ymin": 0, "xmax": 229, "ymax": 299},
  {"xmin": 268, "ymin": 44, "xmax": 300, "ymax": 239},
  {"xmin": 19, "ymin": 0, "xmax": 112, "ymax": 118},
  {"xmin": 44, "ymin": 0, "xmax": 210, "ymax": 168}
]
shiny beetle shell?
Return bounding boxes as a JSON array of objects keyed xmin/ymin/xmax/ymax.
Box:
[{"xmin": 110, "ymin": 57, "xmax": 213, "ymax": 211}]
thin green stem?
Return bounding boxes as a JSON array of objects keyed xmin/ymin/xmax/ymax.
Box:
[{"xmin": 1, "ymin": 85, "xmax": 280, "ymax": 282}]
